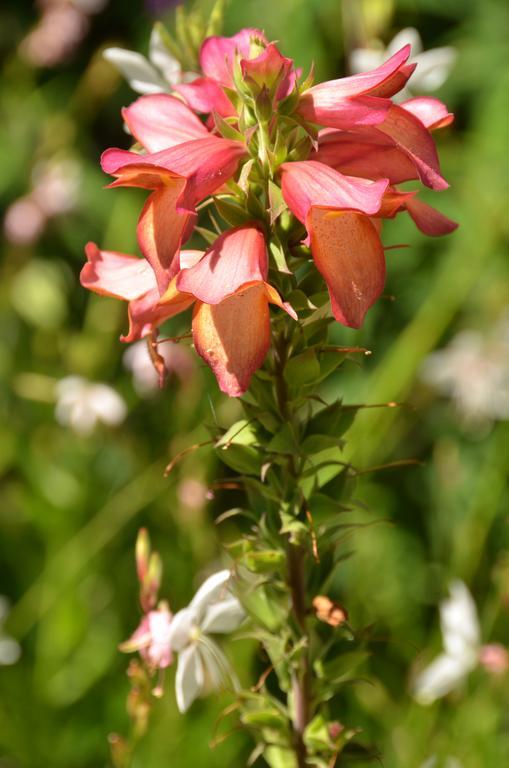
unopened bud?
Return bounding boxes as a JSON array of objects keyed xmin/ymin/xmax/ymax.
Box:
[{"xmin": 136, "ymin": 528, "xmax": 150, "ymax": 583}]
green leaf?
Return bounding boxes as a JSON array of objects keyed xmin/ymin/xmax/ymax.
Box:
[
  {"xmin": 241, "ymin": 708, "xmax": 288, "ymax": 730},
  {"xmin": 217, "ymin": 444, "xmax": 262, "ymax": 475},
  {"xmin": 304, "ymin": 714, "xmax": 334, "ymax": 753},
  {"xmin": 314, "ymin": 650, "xmax": 369, "ymax": 683},
  {"xmin": 268, "ymin": 181, "xmax": 288, "ymax": 225},
  {"xmin": 301, "ymin": 435, "xmax": 344, "ymax": 457},
  {"xmin": 213, "ymin": 195, "xmax": 249, "ymax": 227},
  {"xmin": 205, "ymin": 0, "xmax": 226, "ymax": 36},
  {"xmin": 269, "ymin": 239, "xmax": 292, "ymax": 275},
  {"xmin": 244, "ymin": 549, "xmax": 285, "ymax": 573},
  {"xmin": 217, "ymin": 419, "xmax": 258, "ymax": 448},
  {"xmin": 242, "ymin": 586, "xmax": 286, "ymax": 631},
  {"xmin": 284, "ymin": 350, "xmax": 320, "ymax": 388},
  {"xmin": 265, "ymin": 746, "xmax": 298, "ymax": 768},
  {"xmin": 307, "ymin": 401, "xmax": 358, "ymax": 439},
  {"xmin": 268, "ymin": 424, "xmax": 299, "ymax": 455}
]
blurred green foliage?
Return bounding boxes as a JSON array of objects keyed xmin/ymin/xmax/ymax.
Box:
[{"xmin": 1, "ymin": 0, "xmax": 509, "ymax": 766}]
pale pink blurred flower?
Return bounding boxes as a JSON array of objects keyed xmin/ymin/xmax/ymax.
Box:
[
  {"xmin": 123, "ymin": 339, "xmax": 194, "ymax": 396},
  {"xmin": 479, "ymin": 643, "xmax": 509, "ymax": 675},
  {"xmin": 4, "ymin": 197, "xmax": 46, "ymax": 245},
  {"xmin": 32, "ymin": 157, "xmax": 81, "ymax": 217},
  {"xmin": 177, "ymin": 478, "xmax": 209, "ymax": 510}
]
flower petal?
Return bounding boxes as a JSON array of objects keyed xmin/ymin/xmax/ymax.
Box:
[
  {"xmin": 405, "ymin": 195, "xmax": 458, "ymax": 236},
  {"xmin": 174, "ymin": 77, "xmax": 236, "ymax": 117},
  {"xmin": 192, "ymin": 285, "xmax": 272, "ymax": 396},
  {"xmin": 201, "ymin": 596, "xmax": 245, "ymax": 634},
  {"xmin": 167, "ymin": 607, "xmax": 198, "ymax": 652},
  {"xmin": 102, "ymin": 136, "xmax": 246, "ymax": 207},
  {"xmin": 315, "ymin": 130, "xmax": 418, "ymax": 184},
  {"xmin": 440, "ymin": 581, "xmax": 481, "ymax": 660},
  {"xmin": 281, "ymin": 160, "xmax": 388, "ymax": 225},
  {"xmin": 122, "ymin": 94, "xmax": 209, "ymax": 152},
  {"xmin": 123, "ymin": 286, "xmax": 192, "ymax": 343},
  {"xmin": 80, "ymin": 242, "xmax": 157, "ymax": 300},
  {"xmin": 137, "ymin": 185, "xmax": 192, "ymax": 291},
  {"xmin": 302, "ymin": 44, "xmax": 411, "ymax": 100},
  {"xmin": 298, "ymin": 93, "xmax": 391, "ymax": 130},
  {"xmin": 189, "ymin": 570, "xmax": 232, "ymax": 616},
  {"xmin": 200, "ymin": 28, "xmax": 267, "ymax": 86},
  {"xmin": 175, "ymin": 645, "xmax": 204, "ymax": 713},
  {"xmin": 401, "ymin": 97, "xmax": 454, "ymax": 130},
  {"xmin": 308, "ymin": 207, "xmax": 386, "ymax": 328},
  {"xmin": 177, "ymin": 225, "xmax": 267, "ymax": 304},
  {"xmin": 103, "ymin": 47, "xmax": 167, "ymax": 94},
  {"xmin": 375, "ymin": 105, "xmax": 448, "ymax": 190},
  {"xmin": 413, "ymin": 653, "xmax": 470, "ymax": 705}
]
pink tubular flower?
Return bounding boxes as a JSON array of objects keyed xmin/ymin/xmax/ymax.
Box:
[
  {"xmin": 280, "ymin": 161, "xmax": 388, "ymax": 327},
  {"xmin": 161, "ymin": 225, "xmax": 296, "ymax": 396},
  {"xmin": 101, "ymin": 135, "xmax": 247, "ymax": 292}
]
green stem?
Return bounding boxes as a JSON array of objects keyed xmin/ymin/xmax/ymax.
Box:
[{"xmin": 272, "ymin": 328, "xmax": 311, "ymax": 766}]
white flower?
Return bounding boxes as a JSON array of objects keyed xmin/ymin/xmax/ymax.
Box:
[
  {"xmin": 0, "ymin": 596, "xmax": 21, "ymax": 666},
  {"xmin": 167, "ymin": 570, "xmax": 245, "ymax": 713},
  {"xmin": 413, "ymin": 581, "xmax": 480, "ymax": 705},
  {"xmin": 350, "ymin": 27, "xmax": 456, "ymax": 100},
  {"xmin": 103, "ymin": 26, "xmax": 196, "ymax": 95},
  {"xmin": 421, "ymin": 317, "xmax": 509, "ymax": 425},
  {"xmin": 55, "ymin": 376, "xmax": 127, "ymax": 435}
]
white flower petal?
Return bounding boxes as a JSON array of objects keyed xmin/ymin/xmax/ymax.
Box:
[
  {"xmin": 167, "ymin": 607, "xmax": 197, "ymax": 652},
  {"xmin": 189, "ymin": 570, "xmax": 231, "ymax": 618},
  {"xmin": 175, "ymin": 645, "xmax": 203, "ymax": 713},
  {"xmin": 387, "ymin": 27, "xmax": 423, "ymax": 57},
  {"xmin": 88, "ymin": 384, "xmax": 127, "ymax": 426},
  {"xmin": 201, "ymin": 596, "xmax": 244, "ymax": 634},
  {"xmin": 349, "ymin": 48, "xmax": 384, "ymax": 75},
  {"xmin": 103, "ymin": 48, "xmax": 168, "ymax": 94},
  {"xmin": 412, "ymin": 47, "xmax": 457, "ymax": 91},
  {"xmin": 149, "ymin": 27, "xmax": 182, "ymax": 86},
  {"xmin": 413, "ymin": 652, "xmax": 469, "ymax": 705},
  {"xmin": 441, "ymin": 581, "xmax": 480, "ymax": 659}
]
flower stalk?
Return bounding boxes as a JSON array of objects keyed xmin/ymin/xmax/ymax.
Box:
[{"xmin": 83, "ymin": 6, "xmax": 457, "ymax": 765}]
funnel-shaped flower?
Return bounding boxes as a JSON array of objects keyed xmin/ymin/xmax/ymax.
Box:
[
  {"xmin": 166, "ymin": 570, "xmax": 244, "ymax": 713},
  {"xmin": 297, "ymin": 45, "xmax": 415, "ymax": 129},
  {"xmin": 80, "ymin": 242, "xmax": 197, "ymax": 341},
  {"xmin": 281, "ymin": 161, "xmax": 388, "ymax": 327},
  {"xmin": 160, "ymin": 225, "xmax": 297, "ymax": 396},
  {"xmin": 101, "ymin": 136, "xmax": 247, "ymax": 292}
]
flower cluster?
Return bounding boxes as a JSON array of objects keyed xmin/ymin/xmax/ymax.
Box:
[
  {"xmin": 82, "ymin": 28, "xmax": 456, "ymax": 397},
  {"xmin": 121, "ymin": 530, "xmax": 244, "ymax": 713}
]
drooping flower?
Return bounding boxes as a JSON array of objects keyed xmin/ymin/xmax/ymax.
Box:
[
  {"xmin": 83, "ymin": 227, "xmax": 295, "ymax": 397},
  {"xmin": 166, "ymin": 570, "xmax": 245, "ymax": 713},
  {"xmin": 55, "ymin": 376, "xmax": 127, "ymax": 435},
  {"xmin": 412, "ymin": 581, "xmax": 507, "ymax": 705},
  {"xmin": 350, "ymin": 28, "xmax": 457, "ymax": 101}
]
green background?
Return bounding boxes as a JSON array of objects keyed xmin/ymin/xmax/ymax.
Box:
[{"xmin": 1, "ymin": 0, "xmax": 509, "ymax": 766}]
